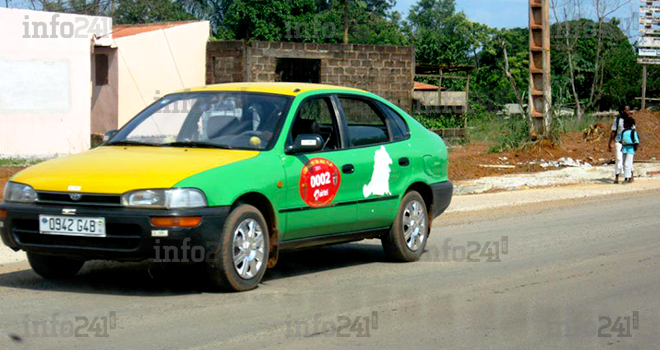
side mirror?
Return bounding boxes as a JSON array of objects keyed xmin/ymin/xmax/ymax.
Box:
[
  {"xmin": 103, "ymin": 129, "xmax": 118, "ymax": 142},
  {"xmin": 286, "ymin": 134, "xmax": 324, "ymax": 154}
]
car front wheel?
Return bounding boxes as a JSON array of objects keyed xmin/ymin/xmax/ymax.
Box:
[
  {"xmin": 27, "ymin": 252, "xmax": 85, "ymax": 279},
  {"xmin": 206, "ymin": 204, "xmax": 269, "ymax": 292},
  {"xmin": 381, "ymin": 191, "xmax": 429, "ymax": 262}
]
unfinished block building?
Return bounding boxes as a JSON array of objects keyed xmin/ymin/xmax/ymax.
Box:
[{"xmin": 206, "ymin": 41, "xmax": 415, "ymax": 111}]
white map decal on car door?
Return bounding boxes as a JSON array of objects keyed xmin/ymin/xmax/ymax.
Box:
[{"xmin": 363, "ymin": 145, "xmax": 393, "ymax": 198}]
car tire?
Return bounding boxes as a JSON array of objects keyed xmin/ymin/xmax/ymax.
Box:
[
  {"xmin": 27, "ymin": 252, "xmax": 84, "ymax": 279},
  {"xmin": 381, "ymin": 191, "xmax": 429, "ymax": 262},
  {"xmin": 206, "ymin": 204, "xmax": 270, "ymax": 292}
]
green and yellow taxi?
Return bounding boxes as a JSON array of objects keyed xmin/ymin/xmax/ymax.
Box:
[{"xmin": 0, "ymin": 83, "xmax": 452, "ymax": 292}]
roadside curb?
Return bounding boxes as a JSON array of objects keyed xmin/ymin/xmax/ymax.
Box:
[
  {"xmin": 454, "ymin": 164, "xmax": 660, "ymax": 196},
  {"xmin": 443, "ymin": 177, "xmax": 660, "ymax": 217}
]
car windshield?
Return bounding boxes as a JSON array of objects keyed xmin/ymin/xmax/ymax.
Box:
[{"xmin": 108, "ymin": 92, "xmax": 293, "ymax": 150}]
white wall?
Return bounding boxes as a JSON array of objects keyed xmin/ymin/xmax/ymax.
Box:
[
  {"xmin": 0, "ymin": 8, "xmax": 112, "ymax": 157},
  {"xmin": 115, "ymin": 22, "xmax": 210, "ymax": 127}
]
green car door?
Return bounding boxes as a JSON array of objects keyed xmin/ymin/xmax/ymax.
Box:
[
  {"xmin": 280, "ymin": 95, "xmax": 362, "ymax": 240},
  {"xmin": 336, "ymin": 96, "xmax": 413, "ymax": 231}
]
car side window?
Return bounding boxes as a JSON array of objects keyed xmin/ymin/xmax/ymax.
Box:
[
  {"xmin": 376, "ymin": 101, "xmax": 410, "ymax": 141},
  {"xmin": 289, "ymin": 97, "xmax": 340, "ymax": 151},
  {"xmin": 339, "ymin": 97, "xmax": 389, "ymax": 147}
]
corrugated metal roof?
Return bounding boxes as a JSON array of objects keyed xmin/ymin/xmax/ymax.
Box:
[
  {"xmin": 112, "ymin": 21, "xmax": 199, "ymax": 39},
  {"xmin": 414, "ymin": 81, "xmax": 440, "ymax": 91}
]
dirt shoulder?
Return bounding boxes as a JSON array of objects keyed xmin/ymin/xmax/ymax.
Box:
[{"xmin": 450, "ymin": 110, "xmax": 660, "ymax": 181}]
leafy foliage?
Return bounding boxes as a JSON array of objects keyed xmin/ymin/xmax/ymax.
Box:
[
  {"xmin": 550, "ymin": 19, "xmax": 639, "ymax": 112},
  {"xmin": 26, "ymin": 0, "xmax": 646, "ymax": 121},
  {"xmin": 114, "ymin": 0, "xmax": 196, "ymax": 24}
]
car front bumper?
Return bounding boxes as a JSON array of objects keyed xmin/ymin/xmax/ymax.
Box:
[
  {"xmin": 430, "ymin": 181, "xmax": 453, "ymax": 219},
  {"xmin": 0, "ymin": 202, "xmax": 229, "ymax": 261}
]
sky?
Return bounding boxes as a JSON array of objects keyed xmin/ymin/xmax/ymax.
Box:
[{"xmin": 394, "ymin": 0, "xmax": 641, "ymax": 37}]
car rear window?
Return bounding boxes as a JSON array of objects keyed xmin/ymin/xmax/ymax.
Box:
[
  {"xmin": 376, "ymin": 101, "xmax": 410, "ymax": 141},
  {"xmin": 339, "ymin": 97, "xmax": 390, "ymax": 147}
]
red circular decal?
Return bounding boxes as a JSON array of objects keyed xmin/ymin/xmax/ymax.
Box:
[{"xmin": 299, "ymin": 158, "xmax": 341, "ymax": 208}]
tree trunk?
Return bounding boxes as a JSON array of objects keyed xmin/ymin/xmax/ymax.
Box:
[
  {"xmin": 564, "ymin": 20, "xmax": 582, "ymax": 122},
  {"xmin": 503, "ymin": 43, "xmax": 535, "ymax": 137},
  {"xmin": 342, "ymin": 0, "xmax": 350, "ymax": 44},
  {"xmin": 551, "ymin": 0, "xmax": 583, "ymax": 121},
  {"xmin": 588, "ymin": 19, "xmax": 603, "ymax": 109}
]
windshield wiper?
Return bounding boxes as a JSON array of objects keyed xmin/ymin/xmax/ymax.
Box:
[
  {"xmin": 106, "ymin": 140, "xmax": 157, "ymax": 147},
  {"xmin": 163, "ymin": 141, "xmax": 233, "ymax": 149}
]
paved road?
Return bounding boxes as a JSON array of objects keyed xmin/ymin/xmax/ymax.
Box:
[{"xmin": 1, "ymin": 189, "xmax": 659, "ymax": 349}]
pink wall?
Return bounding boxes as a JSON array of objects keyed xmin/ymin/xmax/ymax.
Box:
[{"xmin": 0, "ymin": 8, "xmax": 112, "ymax": 157}]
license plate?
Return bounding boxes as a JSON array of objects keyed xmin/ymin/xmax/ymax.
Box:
[{"xmin": 39, "ymin": 215, "xmax": 106, "ymax": 237}]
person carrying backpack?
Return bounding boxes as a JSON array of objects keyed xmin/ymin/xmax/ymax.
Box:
[
  {"xmin": 608, "ymin": 106, "xmax": 635, "ymax": 184},
  {"xmin": 620, "ymin": 117, "xmax": 640, "ymax": 184}
]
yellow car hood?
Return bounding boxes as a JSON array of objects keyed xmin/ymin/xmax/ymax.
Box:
[{"xmin": 11, "ymin": 146, "xmax": 259, "ymax": 194}]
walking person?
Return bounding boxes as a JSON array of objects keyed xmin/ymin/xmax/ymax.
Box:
[
  {"xmin": 620, "ymin": 117, "xmax": 640, "ymax": 184},
  {"xmin": 608, "ymin": 106, "xmax": 634, "ymax": 184}
]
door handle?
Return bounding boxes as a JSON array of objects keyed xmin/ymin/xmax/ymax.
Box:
[
  {"xmin": 399, "ymin": 157, "xmax": 410, "ymax": 167},
  {"xmin": 342, "ymin": 164, "xmax": 355, "ymax": 174}
]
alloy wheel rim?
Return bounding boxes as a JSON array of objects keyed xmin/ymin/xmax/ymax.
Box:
[
  {"xmin": 403, "ymin": 200, "xmax": 426, "ymax": 252},
  {"xmin": 232, "ymin": 218, "xmax": 265, "ymax": 279}
]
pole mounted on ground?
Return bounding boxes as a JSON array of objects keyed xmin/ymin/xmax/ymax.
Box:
[{"xmin": 528, "ymin": 0, "xmax": 553, "ymax": 138}]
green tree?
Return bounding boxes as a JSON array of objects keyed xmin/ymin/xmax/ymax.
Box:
[
  {"xmin": 551, "ymin": 19, "xmax": 639, "ymax": 111},
  {"xmin": 174, "ymin": 0, "xmax": 233, "ymax": 34},
  {"xmin": 222, "ymin": 0, "xmax": 317, "ymax": 41},
  {"xmin": 114, "ymin": 0, "xmax": 196, "ymax": 24},
  {"xmin": 215, "ymin": 0, "xmax": 404, "ymax": 44},
  {"xmin": 472, "ymin": 27, "xmax": 529, "ymax": 112},
  {"xmin": 407, "ymin": 0, "xmax": 488, "ymax": 66}
]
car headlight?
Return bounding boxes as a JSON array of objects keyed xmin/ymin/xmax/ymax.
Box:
[
  {"xmin": 3, "ymin": 182, "xmax": 38, "ymax": 203},
  {"xmin": 121, "ymin": 189, "xmax": 207, "ymax": 209}
]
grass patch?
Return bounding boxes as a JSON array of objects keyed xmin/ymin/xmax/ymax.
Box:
[
  {"xmin": 486, "ymin": 116, "xmax": 531, "ymax": 153},
  {"xmin": 463, "ymin": 112, "xmax": 531, "ymax": 152},
  {"xmin": 553, "ymin": 113, "xmax": 603, "ymax": 133},
  {"xmin": 0, "ymin": 158, "xmax": 47, "ymax": 167}
]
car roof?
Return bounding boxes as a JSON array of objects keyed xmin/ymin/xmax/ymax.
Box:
[{"xmin": 177, "ymin": 82, "xmax": 367, "ymax": 96}]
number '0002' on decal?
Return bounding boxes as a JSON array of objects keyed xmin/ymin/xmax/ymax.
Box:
[{"xmin": 299, "ymin": 158, "xmax": 341, "ymax": 208}]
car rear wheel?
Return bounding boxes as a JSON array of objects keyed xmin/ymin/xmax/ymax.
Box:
[
  {"xmin": 27, "ymin": 252, "xmax": 84, "ymax": 279},
  {"xmin": 206, "ymin": 204, "xmax": 269, "ymax": 292},
  {"xmin": 381, "ymin": 191, "xmax": 429, "ymax": 262}
]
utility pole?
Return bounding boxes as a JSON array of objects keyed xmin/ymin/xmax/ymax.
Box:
[
  {"xmin": 528, "ymin": 0, "xmax": 552, "ymax": 137},
  {"xmin": 642, "ymin": 64, "xmax": 647, "ymax": 110}
]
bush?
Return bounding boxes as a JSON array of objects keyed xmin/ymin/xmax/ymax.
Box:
[
  {"xmin": 412, "ymin": 114, "xmax": 465, "ymax": 129},
  {"xmin": 487, "ymin": 116, "xmax": 531, "ymax": 153}
]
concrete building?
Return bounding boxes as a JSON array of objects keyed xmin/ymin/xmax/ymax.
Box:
[
  {"xmin": 206, "ymin": 41, "xmax": 415, "ymax": 111},
  {"xmin": 0, "ymin": 8, "xmax": 112, "ymax": 157},
  {"xmin": 102, "ymin": 21, "xmax": 210, "ymax": 130},
  {"xmin": 0, "ymin": 9, "xmax": 209, "ymax": 157}
]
